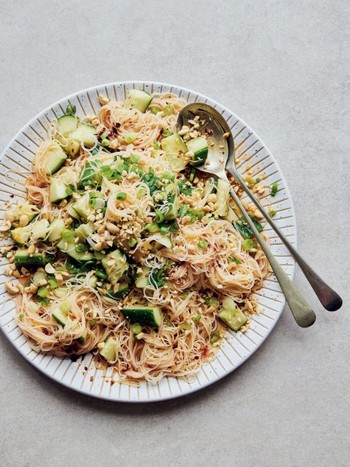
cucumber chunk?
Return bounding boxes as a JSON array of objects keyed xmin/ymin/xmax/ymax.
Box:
[
  {"xmin": 135, "ymin": 267, "xmax": 150, "ymax": 288},
  {"xmin": 99, "ymin": 337, "xmax": 118, "ymax": 363},
  {"xmin": 121, "ymin": 306, "xmax": 163, "ymax": 327},
  {"xmin": 11, "ymin": 219, "xmax": 49, "ymax": 245},
  {"xmin": 124, "ymin": 89, "xmax": 153, "ymax": 113},
  {"xmin": 105, "ymin": 283, "xmax": 129, "ymax": 300},
  {"xmin": 216, "ymin": 179, "xmax": 230, "ymax": 217},
  {"xmin": 57, "ymin": 115, "xmax": 80, "ymax": 137},
  {"xmin": 218, "ymin": 298, "xmax": 248, "ymax": 332},
  {"xmin": 161, "ymin": 134, "xmax": 188, "ymax": 172},
  {"xmin": 57, "ymin": 239, "xmax": 94, "ymax": 262},
  {"xmin": 31, "ymin": 219, "xmax": 50, "ymax": 241},
  {"xmin": 150, "ymin": 233, "xmax": 173, "ymax": 249},
  {"xmin": 12, "ymin": 203, "xmax": 39, "ymax": 226},
  {"xmin": 50, "ymin": 178, "xmax": 70, "ymax": 203},
  {"xmin": 70, "ymin": 124, "xmax": 97, "ymax": 149},
  {"xmin": 46, "ymin": 146, "xmax": 67, "ymax": 175},
  {"xmin": 11, "ymin": 227, "xmax": 31, "ymax": 245},
  {"xmin": 218, "ymin": 308, "xmax": 247, "ymax": 331},
  {"xmin": 75, "ymin": 223, "xmax": 94, "ymax": 241},
  {"xmin": 52, "ymin": 308, "xmax": 67, "ymax": 326},
  {"xmin": 101, "ymin": 250, "xmax": 129, "ymax": 285},
  {"xmin": 71, "ymin": 193, "xmax": 91, "ymax": 221},
  {"xmin": 48, "ymin": 218, "xmax": 65, "ymax": 242},
  {"xmin": 187, "ymin": 137, "xmax": 208, "ymax": 166},
  {"xmin": 14, "ymin": 249, "xmax": 47, "ymax": 268}
]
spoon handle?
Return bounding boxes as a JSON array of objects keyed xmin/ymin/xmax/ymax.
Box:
[
  {"xmin": 228, "ymin": 186, "xmax": 316, "ymax": 327},
  {"xmin": 228, "ymin": 169, "xmax": 342, "ymax": 312}
]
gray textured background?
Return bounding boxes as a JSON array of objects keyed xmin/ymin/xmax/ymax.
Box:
[{"xmin": 0, "ymin": 1, "xmax": 349, "ymax": 466}]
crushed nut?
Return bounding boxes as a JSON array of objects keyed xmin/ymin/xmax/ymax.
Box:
[
  {"xmin": 5, "ymin": 281, "xmax": 20, "ymax": 294},
  {"xmin": 98, "ymin": 94, "xmax": 109, "ymax": 105},
  {"xmin": 45, "ymin": 263, "xmax": 56, "ymax": 274},
  {"xmin": 0, "ymin": 220, "xmax": 11, "ymax": 232}
]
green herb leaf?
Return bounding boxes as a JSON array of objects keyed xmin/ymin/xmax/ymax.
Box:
[
  {"xmin": 242, "ymin": 239, "xmax": 258, "ymax": 251},
  {"xmin": 270, "ymin": 182, "xmax": 279, "ymax": 197},
  {"xmin": 65, "ymin": 103, "xmax": 76, "ymax": 116}
]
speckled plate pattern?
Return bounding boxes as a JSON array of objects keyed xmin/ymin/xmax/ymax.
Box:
[{"xmin": 0, "ymin": 82, "xmax": 296, "ymax": 402}]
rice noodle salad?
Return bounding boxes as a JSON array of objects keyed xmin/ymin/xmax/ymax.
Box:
[{"xmin": 0, "ymin": 89, "xmax": 274, "ymax": 383}]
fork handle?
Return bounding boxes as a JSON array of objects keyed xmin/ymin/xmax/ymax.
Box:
[
  {"xmin": 228, "ymin": 170, "xmax": 342, "ymax": 311},
  {"xmin": 228, "ymin": 186, "xmax": 316, "ymax": 327}
]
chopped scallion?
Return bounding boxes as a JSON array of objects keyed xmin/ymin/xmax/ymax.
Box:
[
  {"xmin": 268, "ymin": 209, "xmax": 277, "ymax": 218},
  {"xmin": 124, "ymin": 132, "xmax": 137, "ymax": 144},
  {"xmin": 163, "ymin": 105, "xmax": 174, "ymax": 116},
  {"xmin": 116, "ymin": 192, "xmax": 127, "ymax": 201},
  {"xmin": 242, "ymin": 239, "xmax": 257, "ymax": 251},
  {"xmin": 270, "ymin": 182, "xmax": 279, "ymax": 197},
  {"xmin": 198, "ymin": 239, "xmax": 208, "ymax": 249}
]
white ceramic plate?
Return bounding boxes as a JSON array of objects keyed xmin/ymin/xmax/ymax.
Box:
[{"xmin": 0, "ymin": 81, "xmax": 296, "ymax": 402}]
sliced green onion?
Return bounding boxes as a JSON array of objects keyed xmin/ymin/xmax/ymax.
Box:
[
  {"xmin": 19, "ymin": 313, "xmax": 24, "ymax": 319},
  {"xmin": 75, "ymin": 244, "xmax": 88, "ymax": 253},
  {"xmin": 160, "ymin": 225, "xmax": 168, "ymax": 235},
  {"xmin": 229, "ymin": 256, "xmax": 241, "ymax": 264},
  {"xmin": 242, "ymin": 239, "xmax": 257, "ymax": 251},
  {"xmin": 116, "ymin": 192, "xmax": 127, "ymax": 201},
  {"xmin": 130, "ymin": 154, "xmax": 139, "ymax": 163},
  {"xmin": 155, "ymin": 210, "xmax": 165, "ymax": 223},
  {"xmin": 270, "ymin": 182, "xmax": 279, "ymax": 197},
  {"xmin": 48, "ymin": 278, "xmax": 58, "ymax": 289},
  {"xmin": 101, "ymin": 139, "xmax": 110, "ymax": 147},
  {"xmin": 163, "ymin": 105, "xmax": 174, "ymax": 116},
  {"xmin": 128, "ymin": 238, "xmax": 137, "ymax": 247},
  {"xmin": 198, "ymin": 239, "xmax": 208, "ymax": 249},
  {"xmin": 137, "ymin": 187, "xmax": 147, "ymax": 198},
  {"xmin": 189, "ymin": 168, "xmax": 196, "ymax": 182},
  {"xmin": 210, "ymin": 330, "xmax": 221, "ymax": 344},
  {"xmin": 37, "ymin": 287, "xmax": 49, "ymax": 298},
  {"xmin": 124, "ymin": 132, "xmax": 137, "ymax": 144},
  {"xmin": 95, "ymin": 269, "xmax": 107, "ymax": 280},
  {"xmin": 89, "ymin": 318, "xmax": 97, "ymax": 326},
  {"xmin": 153, "ymin": 141, "xmax": 160, "ymax": 149},
  {"xmin": 146, "ymin": 222, "xmax": 160, "ymax": 233},
  {"xmin": 101, "ymin": 131, "xmax": 110, "ymax": 139},
  {"xmin": 268, "ymin": 209, "xmax": 277, "ymax": 218},
  {"xmin": 149, "ymin": 105, "xmax": 161, "ymax": 114},
  {"xmin": 62, "ymin": 229, "xmax": 75, "ymax": 242},
  {"xmin": 131, "ymin": 323, "xmax": 142, "ymax": 335},
  {"xmin": 192, "ymin": 315, "xmax": 201, "ymax": 324},
  {"xmin": 65, "ymin": 103, "xmax": 76, "ymax": 116},
  {"xmin": 162, "ymin": 129, "xmax": 173, "ymax": 137},
  {"xmin": 65, "ymin": 187, "xmax": 73, "ymax": 196}
]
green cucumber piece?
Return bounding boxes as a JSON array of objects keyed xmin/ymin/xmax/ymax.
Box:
[
  {"xmin": 105, "ymin": 283, "xmax": 129, "ymax": 300},
  {"xmin": 57, "ymin": 239, "xmax": 94, "ymax": 262},
  {"xmin": 70, "ymin": 124, "xmax": 97, "ymax": 149},
  {"xmin": 12, "ymin": 203, "xmax": 39, "ymax": 226},
  {"xmin": 50, "ymin": 178, "xmax": 70, "ymax": 203},
  {"xmin": 71, "ymin": 193, "xmax": 91, "ymax": 221},
  {"xmin": 14, "ymin": 249, "xmax": 47, "ymax": 268},
  {"xmin": 99, "ymin": 337, "xmax": 118, "ymax": 363},
  {"xmin": 216, "ymin": 179, "xmax": 230, "ymax": 217},
  {"xmin": 218, "ymin": 307, "xmax": 247, "ymax": 332},
  {"xmin": 11, "ymin": 227, "xmax": 31, "ymax": 245},
  {"xmin": 46, "ymin": 146, "xmax": 67, "ymax": 175},
  {"xmin": 151, "ymin": 233, "xmax": 173, "ymax": 249},
  {"xmin": 161, "ymin": 134, "xmax": 188, "ymax": 172},
  {"xmin": 48, "ymin": 218, "xmax": 65, "ymax": 242},
  {"xmin": 121, "ymin": 306, "xmax": 163, "ymax": 327},
  {"xmin": 124, "ymin": 89, "xmax": 153, "ymax": 113},
  {"xmin": 135, "ymin": 267, "xmax": 150, "ymax": 288},
  {"xmin": 57, "ymin": 115, "xmax": 80, "ymax": 137},
  {"xmin": 187, "ymin": 137, "xmax": 208, "ymax": 166},
  {"xmin": 32, "ymin": 271, "xmax": 47, "ymax": 286},
  {"xmin": 77, "ymin": 328, "xmax": 88, "ymax": 343},
  {"xmin": 75, "ymin": 223, "xmax": 94, "ymax": 241},
  {"xmin": 31, "ymin": 219, "xmax": 50, "ymax": 241},
  {"xmin": 101, "ymin": 250, "xmax": 128, "ymax": 285},
  {"xmin": 52, "ymin": 308, "xmax": 67, "ymax": 326}
]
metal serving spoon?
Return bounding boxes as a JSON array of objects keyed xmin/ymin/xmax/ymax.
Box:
[
  {"xmin": 176, "ymin": 103, "xmax": 317, "ymax": 327},
  {"xmin": 177, "ymin": 103, "xmax": 342, "ymax": 312}
]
